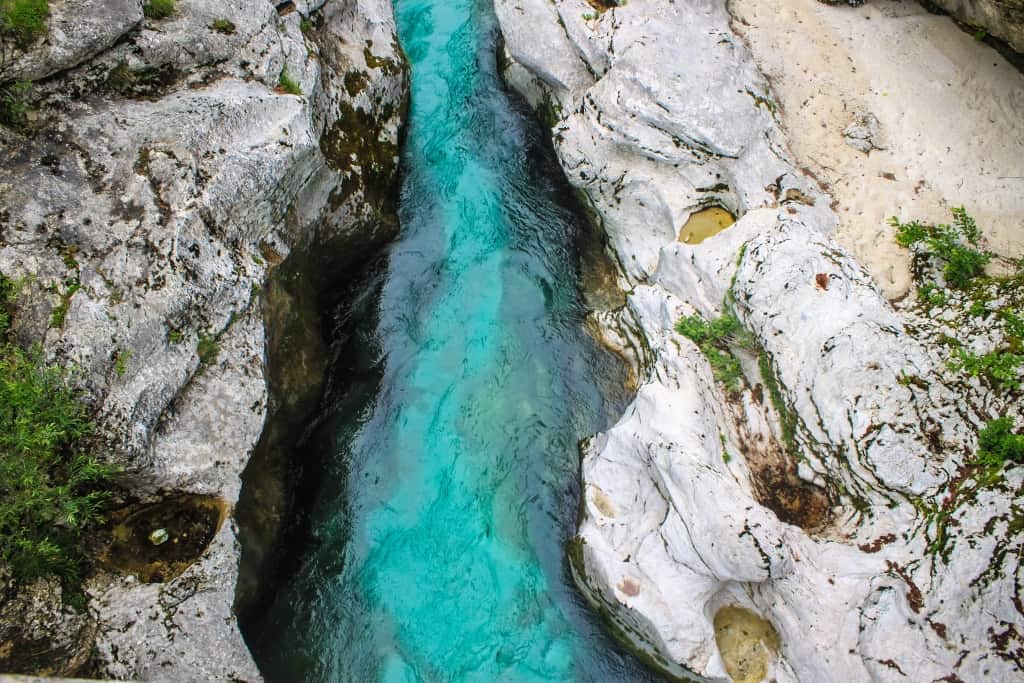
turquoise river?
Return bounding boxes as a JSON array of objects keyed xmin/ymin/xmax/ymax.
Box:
[{"xmin": 246, "ymin": 0, "xmax": 665, "ymax": 680}]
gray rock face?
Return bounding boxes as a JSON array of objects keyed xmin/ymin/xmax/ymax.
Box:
[
  {"xmin": 497, "ymin": 0, "xmax": 1022, "ymax": 680},
  {"xmin": 0, "ymin": 0, "xmax": 144, "ymax": 82},
  {"xmin": 0, "ymin": 0, "xmax": 407, "ymax": 678}
]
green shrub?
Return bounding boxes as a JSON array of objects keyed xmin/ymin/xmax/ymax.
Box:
[
  {"xmin": 950, "ymin": 349, "xmax": 1023, "ymax": 390},
  {"xmin": 0, "ymin": 299, "xmax": 116, "ymax": 585},
  {"xmin": 277, "ymin": 68, "xmax": 302, "ymax": 96},
  {"xmin": 49, "ymin": 278, "xmax": 80, "ymax": 328},
  {"xmin": 0, "ymin": 274, "xmax": 16, "ymax": 336},
  {"xmin": 890, "ymin": 207, "xmax": 990, "ymax": 289},
  {"xmin": 676, "ymin": 311, "xmax": 753, "ymax": 390},
  {"xmin": 0, "ymin": 273, "xmax": 117, "ymax": 588},
  {"xmin": 210, "ymin": 17, "xmax": 235, "ymax": 34},
  {"xmin": 113, "ymin": 349, "xmax": 130, "ymax": 377},
  {"xmin": 975, "ymin": 417, "xmax": 1024, "ymax": 467},
  {"xmin": 299, "ymin": 17, "xmax": 312, "ymax": 36},
  {"xmin": 142, "ymin": 0, "xmax": 174, "ymax": 20},
  {"xmin": 1, "ymin": 0, "xmax": 49, "ymax": 48},
  {"xmin": 675, "ymin": 311, "xmax": 754, "ymax": 350},
  {"xmin": 917, "ymin": 281, "xmax": 947, "ymax": 308}
]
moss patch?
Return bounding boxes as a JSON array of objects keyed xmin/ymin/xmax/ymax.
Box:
[{"xmin": 320, "ymin": 101, "xmax": 398, "ymax": 209}]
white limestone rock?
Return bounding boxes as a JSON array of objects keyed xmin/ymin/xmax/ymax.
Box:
[{"xmin": 497, "ymin": 0, "xmax": 1022, "ymax": 680}]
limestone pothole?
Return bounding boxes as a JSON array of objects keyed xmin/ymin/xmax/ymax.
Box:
[
  {"xmin": 678, "ymin": 206, "xmax": 736, "ymax": 245},
  {"xmin": 713, "ymin": 604, "xmax": 780, "ymax": 683},
  {"xmin": 101, "ymin": 494, "xmax": 226, "ymax": 583}
]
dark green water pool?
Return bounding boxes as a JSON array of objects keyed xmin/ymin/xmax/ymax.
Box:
[{"xmin": 245, "ymin": 0, "xmax": 664, "ymax": 680}]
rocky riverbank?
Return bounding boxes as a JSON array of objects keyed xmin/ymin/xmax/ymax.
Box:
[
  {"xmin": 496, "ymin": 0, "xmax": 1023, "ymax": 680},
  {"xmin": 0, "ymin": 0, "xmax": 406, "ymax": 678}
]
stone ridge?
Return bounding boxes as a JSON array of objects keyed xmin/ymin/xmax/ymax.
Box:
[
  {"xmin": 0, "ymin": 0, "xmax": 407, "ymax": 678},
  {"xmin": 496, "ymin": 0, "xmax": 1022, "ymax": 680}
]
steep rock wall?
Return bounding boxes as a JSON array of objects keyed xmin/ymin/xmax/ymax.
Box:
[
  {"xmin": 0, "ymin": 0, "xmax": 407, "ymax": 678},
  {"xmin": 496, "ymin": 0, "xmax": 1022, "ymax": 681}
]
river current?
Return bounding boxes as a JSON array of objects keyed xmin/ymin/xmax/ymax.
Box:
[{"xmin": 246, "ymin": 0, "xmax": 664, "ymax": 680}]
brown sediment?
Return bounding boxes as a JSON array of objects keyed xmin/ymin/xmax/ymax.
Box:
[
  {"xmin": 678, "ymin": 206, "xmax": 736, "ymax": 245},
  {"xmin": 100, "ymin": 495, "xmax": 226, "ymax": 583},
  {"xmin": 728, "ymin": 394, "xmax": 833, "ymax": 532}
]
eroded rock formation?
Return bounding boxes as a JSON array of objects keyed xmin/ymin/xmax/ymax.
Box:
[
  {"xmin": 497, "ymin": 0, "xmax": 1023, "ymax": 680},
  {"xmin": 0, "ymin": 0, "xmax": 407, "ymax": 678}
]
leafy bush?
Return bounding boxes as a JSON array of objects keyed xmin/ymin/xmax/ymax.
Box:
[
  {"xmin": 0, "ymin": 0, "xmax": 49, "ymax": 48},
  {"xmin": 890, "ymin": 207, "xmax": 990, "ymax": 289},
  {"xmin": 975, "ymin": 417, "xmax": 1024, "ymax": 467},
  {"xmin": 675, "ymin": 311, "xmax": 754, "ymax": 350},
  {"xmin": 0, "ymin": 272, "xmax": 115, "ymax": 583},
  {"xmin": 142, "ymin": 0, "xmax": 174, "ymax": 20},
  {"xmin": 277, "ymin": 68, "xmax": 302, "ymax": 96},
  {"xmin": 950, "ymin": 349, "xmax": 1023, "ymax": 390}
]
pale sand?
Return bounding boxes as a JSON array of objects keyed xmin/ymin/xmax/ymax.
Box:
[{"xmin": 729, "ymin": 0, "xmax": 1024, "ymax": 299}]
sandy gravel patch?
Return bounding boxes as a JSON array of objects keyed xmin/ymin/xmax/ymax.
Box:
[{"xmin": 729, "ymin": 0, "xmax": 1024, "ymax": 299}]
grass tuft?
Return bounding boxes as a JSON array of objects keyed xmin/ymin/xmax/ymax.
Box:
[
  {"xmin": 142, "ymin": 0, "xmax": 174, "ymax": 20},
  {"xmin": 1, "ymin": 0, "xmax": 49, "ymax": 48}
]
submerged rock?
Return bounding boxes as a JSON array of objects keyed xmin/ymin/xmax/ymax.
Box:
[
  {"xmin": 0, "ymin": 0, "xmax": 407, "ymax": 678},
  {"xmin": 497, "ymin": 0, "xmax": 1021, "ymax": 680}
]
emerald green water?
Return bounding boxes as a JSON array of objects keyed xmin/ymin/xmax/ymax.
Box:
[{"xmin": 245, "ymin": 0, "xmax": 663, "ymax": 680}]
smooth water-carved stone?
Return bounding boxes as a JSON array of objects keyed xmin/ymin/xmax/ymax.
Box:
[{"xmin": 496, "ymin": 0, "xmax": 1022, "ymax": 679}]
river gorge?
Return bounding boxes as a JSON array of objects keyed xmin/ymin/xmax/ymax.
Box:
[{"xmin": 0, "ymin": 0, "xmax": 1022, "ymax": 681}]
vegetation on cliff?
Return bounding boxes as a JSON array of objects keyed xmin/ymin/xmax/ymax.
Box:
[
  {"xmin": 0, "ymin": 0, "xmax": 48, "ymax": 48},
  {"xmin": 0, "ymin": 274, "xmax": 115, "ymax": 584}
]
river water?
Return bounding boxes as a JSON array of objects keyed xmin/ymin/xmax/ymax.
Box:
[{"xmin": 246, "ymin": 0, "xmax": 663, "ymax": 680}]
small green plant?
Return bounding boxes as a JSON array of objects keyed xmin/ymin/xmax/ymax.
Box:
[
  {"xmin": 0, "ymin": 80, "xmax": 32, "ymax": 127},
  {"xmin": 974, "ymin": 417, "xmax": 1024, "ymax": 468},
  {"xmin": 675, "ymin": 311, "xmax": 753, "ymax": 390},
  {"xmin": 210, "ymin": 17, "xmax": 235, "ymax": 34},
  {"xmin": 197, "ymin": 332, "xmax": 218, "ymax": 365},
  {"xmin": 1000, "ymin": 309, "xmax": 1024, "ymax": 344},
  {"xmin": 890, "ymin": 207, "xmax": 989, "ymax": 290},
  {"xmin": 582, "ymin": 12, "xmax": 598, "ymax": 20},
  {"xmin": 277, "ymin": 68, "xmax": 302, "ymax": 96},
  {"xmin": 917, "ymin": 281, "xmax": 947, "ymax": 308},
  {"xmin": 0, "ymin": 274, "xmax": 16, "ymax": 336},
  {"xmin": 106, "ymin": 61, "xmax": 134, "ymax": 93},
  {"xmin": 299, "ymin": 17, "xmax": 313, "ymax": 36},
  {"xmin": 50, "ymin": 279, "xmax": 80, "ymax": 328},
  {"xmin": 0, "ymin": 271, "xmax": 116, "ymax": 584},
  {"xmin": 973, "ymin": 28, "xmax": 988, "ymax": 41},
  {"xmin": 113, "ymin": 349, "xmax": 131, "ymax": 377},
  {"xmin": 167, "ymin": 328, "xmax": 184, "ymax": 344},
  {"xmin": 0, "ymin": 0, "xmax": 49, "ymax": 48},
  {"xmin": 142, "ymin": 0, "xmax": 174, "ymax": 20},
  {"xmin": 950, "ymin": 349, "xmax": 1023, "ymax": 390}
]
